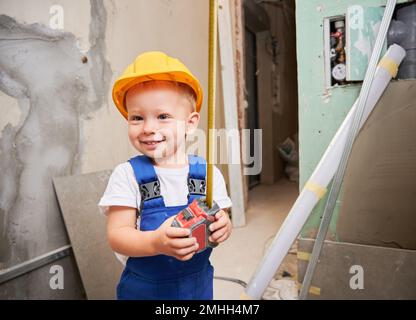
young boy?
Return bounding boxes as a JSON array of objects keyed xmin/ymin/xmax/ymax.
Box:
[{"xmin": 99, "ymin": 51, "xmax": 233, "ymax": 300}]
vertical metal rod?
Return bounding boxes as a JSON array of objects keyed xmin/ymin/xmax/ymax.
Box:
[
  {"xmin": 207, "ymin": 0, "xmax": 218, "ymax": 208},
  {"xmin": 299, "ymin": 0, "xmax": 397, "ymax": 299}
]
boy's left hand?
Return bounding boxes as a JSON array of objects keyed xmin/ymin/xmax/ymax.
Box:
[{"xmin": 208, "ymin": 209, "xmax": 232, "ymax": 244}]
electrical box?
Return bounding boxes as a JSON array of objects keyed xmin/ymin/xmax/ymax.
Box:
[{"xmin": 324, "ymin": 5, "xmax": 387, "ymax": 87}]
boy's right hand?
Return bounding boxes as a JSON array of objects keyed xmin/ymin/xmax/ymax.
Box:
[{"xmin": 153, "ymin": 216, "xmax": 199, "ymax": 261}]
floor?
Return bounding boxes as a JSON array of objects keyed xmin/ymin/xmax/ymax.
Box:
[{"xmin": 210, "ymin": 178, "xmax": 299, "ymax": 299}]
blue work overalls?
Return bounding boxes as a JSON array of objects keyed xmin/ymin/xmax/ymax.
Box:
[{"xmin": 116, "ymin": 154, "xmax": 214, "ymax": 300}]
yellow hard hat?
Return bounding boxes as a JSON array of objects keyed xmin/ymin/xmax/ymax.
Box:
[{"xmin": 112, "ymin": 51, "xmax": 203, "ymax": 119}]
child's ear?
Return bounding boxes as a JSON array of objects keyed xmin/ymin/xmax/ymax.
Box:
[{"xmin": 186, "ymin": 111, "xmax": 200, "ymax": 135}]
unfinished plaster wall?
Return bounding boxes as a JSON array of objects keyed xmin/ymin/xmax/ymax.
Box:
[
  {"xmin": 0, "ymin": 0, "xmax": 110, "ymax": 298},
  {"xmin": 0, "ymin": 0, "xmax": 219, "ymax": 299},
  {"xmin": 83, "ymin": 0, "xmax": 217, "ymax": 174}
]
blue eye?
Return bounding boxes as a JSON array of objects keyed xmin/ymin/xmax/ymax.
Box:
[
  {"xmin": 158, "ymin": 113, "xmax": 171, "ymax": 120},
  {"xmin": 129, "ymin": 115, "xmax": 143, "ymax": 121}
]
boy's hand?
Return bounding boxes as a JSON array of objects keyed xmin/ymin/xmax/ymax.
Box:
[
  {"xmin": 208, "ymin": 209, "xmax": 232, "ymax": 244},
  {"xmin": 154, "ymin": 216, "xmax": 199, "ymax": 261}
]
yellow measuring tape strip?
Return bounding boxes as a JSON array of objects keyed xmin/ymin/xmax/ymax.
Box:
[
  {"xmin": 297, "ymin": 282, "xmax": 321, "ymax": 296},
  {"xmin": 206, "ymin": 0, "xmax": 218, "ymax": 208},
  {"xmin": 304, "ymin": 180, "xmax": 327, "ymax": 200},
  {"xmin": 297, "ymin": 251, "xmax": 311, "ymax": 261},
  {"xmin": 294, "ymin": 274, "xmax": 321, "ymax": 296},
  {"xmin": 378, "ymin": 56, "xmax": 399, "ymax": 78}
]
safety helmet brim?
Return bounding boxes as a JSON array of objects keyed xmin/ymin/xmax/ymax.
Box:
[{"xmin": 112, "ymin": 52, "xmax": 203, "ymax": 119}]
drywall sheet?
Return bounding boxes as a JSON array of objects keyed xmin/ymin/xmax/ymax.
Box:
[
  {"xmin": 346, "ymin": 5, "xmax": 387, "ymax": 81},
  {"xmin": 53, "ymin": 171, "xmax": 123, "ymax": 300},
  {"xmin": 298, "ymin": 238, "xmax": 416, "ymax": 299},
  {"xmin": 337, "ymin": 80, "xmax": 416, "ymax": 250}
]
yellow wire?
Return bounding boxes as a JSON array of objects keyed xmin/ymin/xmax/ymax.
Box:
[{"xmin": 206, "ymin": 0, "xmax": 217, "ymax": 208}]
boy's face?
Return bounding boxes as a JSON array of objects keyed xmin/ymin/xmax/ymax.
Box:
[{"xmin": 126, "ymin": 82, "xmax": 200, "ymax": 165}]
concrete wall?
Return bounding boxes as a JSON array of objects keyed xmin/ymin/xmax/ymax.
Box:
[{"xmin": 0, "ymin": 0, "xmax": 226, "ymax": 299}]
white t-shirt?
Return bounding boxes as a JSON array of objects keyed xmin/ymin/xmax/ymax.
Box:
[
  {"xmin": 98, "ymin": 162, "xmax": 232, "ymax": 215},
  {"xmin": 99, "ymin": 161, "xmax": 232, "ymax": 265}
]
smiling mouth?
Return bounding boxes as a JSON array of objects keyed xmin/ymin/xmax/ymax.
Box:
[{"xmin": 140, "ymin": 138, "xmax": 166, "ymax": 145}]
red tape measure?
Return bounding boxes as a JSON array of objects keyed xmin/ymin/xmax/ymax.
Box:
[{"xmin": 171, "ymin": 198, "xmax": 220, "ymax": 252}]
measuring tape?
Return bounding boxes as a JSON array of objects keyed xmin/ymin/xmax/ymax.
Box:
[{"xmin": 206, "ymin": 0, "xmax": 218, "ymax": 208}]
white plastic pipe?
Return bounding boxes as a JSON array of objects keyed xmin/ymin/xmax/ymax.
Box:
[{"xmin": 243, "ymin": 44, "xmax": 406, "ymax": 300}]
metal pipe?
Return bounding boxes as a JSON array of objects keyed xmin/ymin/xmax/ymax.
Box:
[{"xmin": 0, "ymin": 245, "xmax": 72, "ymax": 284}]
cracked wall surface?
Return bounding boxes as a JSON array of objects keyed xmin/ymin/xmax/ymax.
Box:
[
  {"xmin": 0, "ymin": 0, "xmax": 211, "ymax": 299},
  {"xmin": 0, "ymin": 0, "xmax": 111, "ymax": 298}
]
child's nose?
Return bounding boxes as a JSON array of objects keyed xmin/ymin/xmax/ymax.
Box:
[{"xmin": 143, "ymin": 119, "xmax": 158, "ymax": 133}]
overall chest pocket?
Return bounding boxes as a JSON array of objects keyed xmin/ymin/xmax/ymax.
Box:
[{"xmin": 139, "ymin": 207, "xmax": 184, "ymax": 231}]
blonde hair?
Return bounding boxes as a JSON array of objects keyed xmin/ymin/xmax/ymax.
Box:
[{"xmin": 126, "ymin": 80, "xmax": 197, "ymax": 112}]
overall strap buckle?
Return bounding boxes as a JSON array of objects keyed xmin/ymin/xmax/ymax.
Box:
[
  {"xmin": 139, "ymin": 180, "xmax": 162, "ymax": 201},
  {"xmin": 188, "ymin": 178, "xmax": 206, "ymax": 195},
  {"xmin": 129, "ymin": 155, "xmax": 165, "ymax": 211}
]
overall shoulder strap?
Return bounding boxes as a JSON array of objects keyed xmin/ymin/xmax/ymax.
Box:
[
  {"xmin": 128, "ymin": 155, "xmax": 165, "ymax": 211},
  {"xmin": 187, "ymin": 154, "xmax": 206, "ymax": 203}
]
